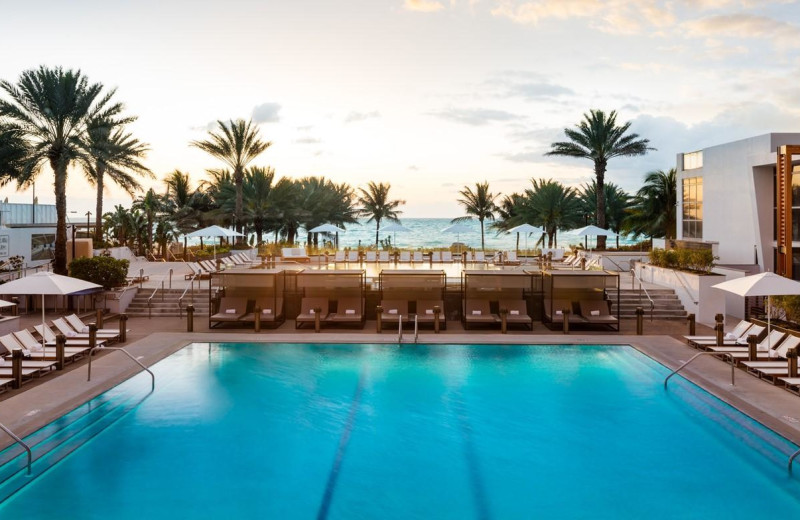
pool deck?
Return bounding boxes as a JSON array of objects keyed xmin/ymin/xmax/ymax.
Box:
[{"xmin": 0, "ymin": 312, "xmax": 798, "ymax": 457}]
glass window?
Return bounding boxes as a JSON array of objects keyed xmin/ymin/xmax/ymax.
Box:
[
  {"xmin": 682, "ymin": 177, "xmax": 703, "ymax": 239},
  {"xmin": 683, "ymin": 151, "xmax": 703, "ymax": 170}
]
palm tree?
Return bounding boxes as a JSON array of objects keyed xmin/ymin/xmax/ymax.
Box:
[
  {"xmin": 0, "ymin": 122, "xmax": 28, "ymax": 184},
  {"xmin": 623, "ymin": 168, "xmax": 677, "ymax": 239},
  {"xmin": 132, "ymin": 188, "xmax": 163, "ymax": 255},
  {"xmin": 453, "ymin": 181, "xmax": 497, "ymax": 251},
  {"xmin": 491, "ymin": 193, "xmax": 525, "ymax": 250},
  {"xmin": 0, "ymin": 66, "xmax": 124, "ymax": 273},
  {"xmin": 242, "ymin": 166, "xmax": 275, "ymax": 244},
  {"xmin": 546, "ymin": 109, "xmax": 653, "ymax": 249},
  {"xmin": 81, "ymin": 117, "xmax": 153, "ymax": 242},
  {"xmin": 524, "ymin": 179, "xmax": 581, "ymax": 248},
  {"xmin": 191, "ymin": 119, "xmax": 271, "ymax": 241},
  {"xmin": 578, "ymin": 180, "xmax": 630, "ymax": 248},
  {"xmin": 357, "ymin": 181, "xmax": 404, "ymax": 247},
  {"xmin": 103, "ymin": 204, "xmax": 133, "ymax": 247}
]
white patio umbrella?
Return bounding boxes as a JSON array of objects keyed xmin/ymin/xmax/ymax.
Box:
[
  {"xmin": 308, "ymin": 224, "xmax": 346, "ymax": 249},
  {"xmin": 186, "ymin": 225, "xmax": 244, "ymax": 259},
  {"xmin": 712, "ymin": 272, "xmax": 800, "ymax": 350},
  {"xmin": 0, "ymin": 272, "xmax": 102, "ymax": 352},
  {"xmin": 572, "ymin": 225, "xmax": 617, "ymax": 252},
  {"xmin": 382, "ymin": 223, "xmax": 411, "ymax": 248},
  {"xmin": 507, "ymin": 223, "xmax": 544, "ymax": 254},
  {"xmin": 442, "ymin": 223, "xmax": 473, "ymax": 254}
]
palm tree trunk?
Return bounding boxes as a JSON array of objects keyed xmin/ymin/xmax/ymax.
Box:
[
  {"xmin": 375, "ymin": 219, "xmax": 381, "ymax": 247},
  {"xmin": 235, "ymin": 168, "xmax": 244, "ymax": 244},
  {"xmin": 95, "ymin": 165, "xmax": 105, "ymax": 243},
  {"xmin": 52, "ymin": 158, "xmax": 69, "ymax": 275},
  {"xmin": 480, "ymin": 218, "xmax": 485, "ymax": 251},
  {"xmin": 595, "ymin": 159, "xmax": 607, "ymax": 249}
]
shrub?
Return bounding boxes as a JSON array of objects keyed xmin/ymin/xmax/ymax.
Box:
[
  {"xmin": 648, "ymin": 247, "xmax": 716, "ymax": 273},
  {"xmin": 69, "ymin": 256, "xmax": 129, "ymax": 290}
]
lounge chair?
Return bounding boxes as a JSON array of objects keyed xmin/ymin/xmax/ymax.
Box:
[
  {"xmin": 690, "ymin": 324, "xmax": 766, "ymax": 350},
  {"xmin": 685, "ymin": 319, "xmax": 753, "ymax": 343},
  {"xmin": 209, "ymin": 297, "xmax": 249, "ymax": 327},
  {"xmin": 333, "ymin": 251, "xmax": 345, "ymax": 263},
  {"xmin": 34, "ymin": 324, "xmax": 103, "ymax": 348},
  {"xmin": 0, "ymin": 336, "xmax": 57, "ymax": 375},
  {"xmin": 365, "ymin": 251, "xmax": 377, "ymax": 262},
  {"xmin": 498, "ymin": 299, "xmax": 533, "ymax": 330},
  {"xmin": 379, "ymin": 300, "xmax": 409, "ymax": 327},
  {"xmin": 441, "ymin": 252, "xmax": 453, "ymax": 263},
  {"xmin": 239, "ymin": 297, "xmax": 284, "ymax": 325},
  {"xmin": 778, "ymin": 377, "xmax": 800, "ymax": 395},
  {"xmin": 65, "ymin": 314, "xmax": 121, "ymax": 336},
  {"xmin": 295, "ymin": 297, "xmax": 330, "ymax": 329},
  {"xmin": 399, "ymin": 251, "xmax": 411, "ymax": 263},
  {"xmin": 185, "ymin": 262, "xmax": 211, "ymax": 280},
  {"xmin": 52, "ymin": 318, "xmax": 119, "ymax": 341},
  {"xmin": 474, "ymin": 251, "xmax": 487, "ymax": 264},
  {"xmin": 346, "ymin": 251, "xmax": 359, "ymax": 263},
  {"xmin": 412, "ymin": 251, "xmax": 423, "ymax": 263},
  {"xmin": 544, "ymin": 299, "xmax": 582, "ymax": 324},
  {"xmin": 415, "ymin": 300, "xmax": 446, "ymax": 329},
  {"xmin": 501, "ymin": 251, "xmax": 521, "ymax": 266},
  {"xmin": 431, "ymin": 251, "xmax": 442, "ymax": 263},
  {"xmin": 378, "ymin": 251, "xmax": 390, "ymax": 263},
  {"xmin": 464, "ymin": 299, "xmax": 500, "ymax": 330},
  {"xmin": 740, "ymin": 335, "xmax": 800, "ymax": 380},
  {"xmin": 707, "ymin": 330, "xmax": 786, "ymax": 360},
  {"xmin": 199, "ymin": 260, "xmax": 218, "ymax": 273},
  {"xmin": 578, "ymin": 300, "xmax": 618, "ymax": 325},
  {"xmin": 282, "ymin": 247, "xmax": 310, "ymax": 263},
  {"xmin": 327, "ymin": 297, "xmax": 364, "ymax": 327},
  {"xmin": 13, "ymin": 329, "xmax": 89, "ymax": 361}
]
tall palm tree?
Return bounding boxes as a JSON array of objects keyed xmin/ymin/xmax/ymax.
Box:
[
  {"xmin": 453, "ymin": 181, "xmax": 497, "ymax": 251},
  {"xmin": 132, "ymin": 188, "xmax": 163, "ymax": 254},
  {"xmin": 357, "ymin": 181, "xmax": 404, "ymax": 247},
  {"xmin": 623, "ymin": 168, "xmax": 677, "ymax": 239},
  {"xmin": 0, "ymin": 122, "xmax": 28, "ymax": 185},
  {"xmin": 546, "ymin": 109, "xmax": 653, "ymax": 249},
  {"xmin": 242, "ymin": 166, "xmax": 275, "ymax": 244},
  {"xmin": 0, "ymin": 66, "xmax": 124, "ymax": 273},
  {"xmin": 191, "ymin": 119, "xmax": 271, "ymax": 241},
  {"xmin": 81, "ymin": 117, "xmax": 153, "ymax": 242},
  {"xmin": 491, "ymin": 193, "xmax": 525, "ymax": 250},
  {"xmin": 578, "ymin": 180, "xmax": 630, "ymax": 247},
  {"xmin": 524, "ymin": 179, "xmax": 581, "ymax": 248}
]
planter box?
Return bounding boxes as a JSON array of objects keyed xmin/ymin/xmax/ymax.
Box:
[
  {"xmin": 101, "ymin": 287, "xmax": 138, "ymax": 314},
  {"xmin": 635, "ymin": 264, "xmax": 724, "ymax": 325}
]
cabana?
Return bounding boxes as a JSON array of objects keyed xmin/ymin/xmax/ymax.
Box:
[
  {"xmin": 540, "ymin": 270, "xmax": 619, "ymax": 331},
  {"xmin": 209, "ymin": 269, "xmax": 286, "ymax": 328},
  {"xmin": 378, "ymin": 270, "xmax": 447, "ymax": 331},
  {"xmin": 295, "ymin": 269, "xmax": 366, "ymax": 330},
  {"xmin": 461, "ymin": 270, "xmax": 539, "ymax": 331}
]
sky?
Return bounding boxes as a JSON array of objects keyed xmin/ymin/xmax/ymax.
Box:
[{"xmin": 1, "ymin": 0, "xmax": 800, "ymax": 218}]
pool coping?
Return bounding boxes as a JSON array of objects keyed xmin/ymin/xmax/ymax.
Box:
[{"xmin": 0, "ymin": 332, "xmax": 798, "ymax": 454}]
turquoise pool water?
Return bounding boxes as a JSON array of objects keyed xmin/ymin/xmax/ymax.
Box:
[{"xmin": 0, "ymin": 343, "xmax": 798, "ymax": 518}]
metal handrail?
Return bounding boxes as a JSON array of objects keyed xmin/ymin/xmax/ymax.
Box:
[
  {"xmin": 178, "ymin": 273, "xmax": 198, "ymax": 318},
  {"xmin": 87, "ymin": 346, "xmax": 155, "ymax": 392},
  {"xmin": 146, "ymin": 271, "xmax": 172, "ymax": 318},
  {"xmin": 670, "ymin": 268, "xmax": 699, "ymax": 305},
  {"xmin": 790, "ymin": 448, "xmax": 800, "ymax": 474},
  {"xmin": 630, "ymin": 267, "xmax": 656, "ymax": 320},
  {"xmin": 604, "ymin": 255, "xmax": 631, "ymax": 273},
  {"xmin": 0, "ymin": 422, "xmax": 32, "ymax": 475},
  {"xmin": 414, "ymin": 314, "xmax": 419, "ymax": 343},
  {"xmin": 664, "ymin": 351, "xmax": 735, "ymax": 388}
]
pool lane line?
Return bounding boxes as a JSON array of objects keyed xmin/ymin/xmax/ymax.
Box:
[
  {"xmin": 316, "ymin": 368, "xmax": 367, "ymax": 520},
  {"xmin": 453, "ymin": 391, "xmax": 492, "ymax": 520}
]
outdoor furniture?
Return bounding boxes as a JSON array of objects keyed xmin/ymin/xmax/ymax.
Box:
[
  {"xmin": 65, "ymin": 313, "xmax": 120, "ymax": 336},
  {"xmin": 52, "ymin": 318, "xmax": 119, "ymax": 341},
  {"xmin": 578, "ymin": 300, "xmax": 618, "ymax": 325},
  {"xmin": 333, "ymin": 251, "xmax": 346, "ymax": 263},
  {"xmin": 327, "ymin": 297, "xmax": 365, "ymax": 327},
  {"xmin": 415, "ymin": 300, "xmax": 446, "ymax": 330},
  {"xmin": 498, "ymin": 299, "xmax": 533, "ymax": 330},
  {"xmin": 295, "ymin": 297, "xmax": 330, "ymax": 329},
  {"xmin": 463, "ymin": 270, "xmax": 540, "ymax": 328},
  {"xmin": 540, "ymin": 270, "xmax": 619, "ymax": 330},
  {"xmin": 399, "ymin": 251, "xmax": 411, "ymax": 263},
  {"xmin": 209, "ymin": 297, "xmax": 249, "ymax": 327},
  {"xmin": 378, "ymin": 299, "xmax": 409, "ymax": 327},
  {"xmin": 281, "ymin": 247, "xmax": 310, "ymax": 263},
  {"xmin": 378, "ymin": 251, "xmax": 390, "ymax": 263},
  {"xmin": 0, "ymin": 336, "xmax": 57, "ymax": 376},
  {"xmin": 239, "ymin": 297, "xmax": 284, "ymax": 326},
  {"xmin": 684, "ymin": 319, "xmax": 752, "ymax": 343},
  {"xmin": 412, "ymin": 252, "xmax": 423, "ymax": 263},
  {"xmin": 690, "ymin": 324, "xmax": 766, "ymax": 349},
  {"xmin": 210, "ymin": 270, "xmax": 287, "ymax": 329},
  {"xmin": 346, "ymin": 251, "xmax": 359, "ymax": 263},
  {"xmin": 365, "ymin": 251, "xmax": 377, "ymax": 262},
  {"xmin": 708, "ymin": 330, "xmax": 786, "ymax": 360},
  {"xmin": 464, "ymin": 299, "xmax": 500, "ymax": 330},
  {"xmin": 34, "ymin": 324, "xmax": 105, "ymax": 348},
  {"xmin": 543, "ymin": 299, "xmax": 579, "ymax": 324},
  {"xmin": 13, "ymin": 329, "xmax": 88, "ymax": 361}
]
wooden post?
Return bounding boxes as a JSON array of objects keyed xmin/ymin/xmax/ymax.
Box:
[
  {"xmin": 314, "ymin": 307, "xmax": 321, "ymax": 333},
  {"xmin": 187, "ymin": 305, "xmax": 194, "ymax": 332},
  {"xmin": 580, "ymin": 257, "xmax": 587, "ymax": 270},
  {"xmin": 376, "ymin": 305, "xmax": 383, "ymax": 333},
  {"xmin": 562, "ymin": 308, "xmax": 570, "ymax": 335},
  {"xmin": 56, "ymin": 333, "xmax": 66, "ymax": 370},
  {"xmin": 747, "ymin": 334, "xmax": 758, "ymax": 361},
  {"xmin": 500, "ymin": 308, "xmax": 508, "ymax": 334},
  {"xmin": 11, "ymin": 349, "xmax": 22, "ymax": 389},
  {"xmin": 687, "ymin": 313, "xmax": 696, "ymax": 336},
  {"xmin": 89, "ymin": 324, "xmax": 97, "ymax": 353},
  {"xmin": 96, "ymin": 308, "xmax": 104, "ymax": 329},
  {"xmin": 787, "ymin": 348, "xmax": 798, "ymax": 378},
  {"xmin": 433, "ymin": 305, "xmax": 441, "ymax": 334},
  {"xmin": 636, "ymin": 307, "xmax": 644, "ymax": 335},
  {"xmin": 119, "ymin": 314, "xmax": 128, "ymax": 343},
  {"xmin": 254, "ymin": 306, "xmax": 262, "ymax": 333},
  {"xmin": 715, "ymin": 313, "xmax": 724, "ymax": 346}
]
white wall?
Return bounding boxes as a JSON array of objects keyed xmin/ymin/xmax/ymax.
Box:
[{"xmin": 0, "ymin": 226, "xmax": 57, "ymax": 267}]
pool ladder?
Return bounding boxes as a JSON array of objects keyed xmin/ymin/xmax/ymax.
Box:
[
  {"xmin": 663, "ymin": 351, "xmax": 735, "ymax": 388},
  {"xmin": 397, "ymin": 315, "xmax": 419, "ymax": 344},
  {"xmin": 0, "ymin": 422, "xmax": 31, "ymax": 476}
]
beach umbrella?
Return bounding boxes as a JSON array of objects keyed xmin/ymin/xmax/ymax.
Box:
[
  {"xmin": 507, "ymin": 223, "xmax": 544, "ymax": 254},
  {"xmin": 382, "ymin": 223, "xmax": 411, "ymax": 248},
  {"xmin": 571, "ymin": 225, "xmax": 617, "ymax": 251},
  {"xmin": 0, "ymin": 272, "xmax": 102, "ymax": 353},
  {"xmin": 442, "ymin": 223, "xmax": 473, "ymax": 254},
  {"xmin": 308, "ymin": 223, "xmax": 346, "ymax": 249},
  {"xmin": 713, "ymin": 272, "xmax": 800, "ymax": 350},
  {"xmin": 186, "ymin": 225, "xmax": 244, "ymax": 259}
]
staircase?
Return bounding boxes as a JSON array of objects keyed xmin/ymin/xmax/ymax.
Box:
[
  {"xmin": 125, "ymin": 288, "xmax": 210, "ymax": 317},
  {"xmin": 608, "ymin": 288, "xmax": 687, "ymax": 319}
]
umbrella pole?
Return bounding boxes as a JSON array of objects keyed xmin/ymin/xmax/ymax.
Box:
[
  {"xmin": 768, "ymin": 295, "xmax": 772, "ymax": 350},
  {"xmin": 42, "ymin": 293, "xmax": 47, "ymax": 356}
]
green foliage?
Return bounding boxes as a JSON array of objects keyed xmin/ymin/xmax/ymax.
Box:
[
  {"xmin": 772, "ymin": 295, "xmax": 800, "ymax": 323},
  {"xmin": 649, "ymin": 248, "xmax": 716, "ymax": 273},
  {"xmin": 69, "ymin": 256, "xmax": 129, "ymax": 289}
]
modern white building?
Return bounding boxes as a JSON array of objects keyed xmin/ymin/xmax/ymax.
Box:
[{"xmin": 676, "ymin": 133, "xmax": 800, "ymax": 280}]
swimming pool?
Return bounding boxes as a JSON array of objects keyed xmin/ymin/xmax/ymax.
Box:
[{"xmin": 0, "ymin": 343, "xmax": 798, "ymax": 518}]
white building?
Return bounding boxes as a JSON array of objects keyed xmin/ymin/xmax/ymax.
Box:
[{"xmin": 676, "ymin": 133, "xmax": 800, "ymax": 280}]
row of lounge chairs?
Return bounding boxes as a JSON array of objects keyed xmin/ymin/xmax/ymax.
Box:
[
  {"xmin": 327, "ymin": 250, "xmax": 531, "ymax": 264},
  {"xmin": 684, "ymin": 319, "xmax": 800, "ymax": 394},
  {"xmin": 463, "ymin": 300, "xmax": 532, "ymax": 330},
  {"xmin": 210, "ymin": 297, "xmax": 285, "ymax": 328},
  {"xmin": 0, "ymin": 313, "xmax": 122, "ymax": 393},
  {"xmin": 185, "ymin": 253, "xmax": 254, "ymax": 280},
  {"xmin": 543, "ymin": 299, "xmax": 618, "ymax": 325}
]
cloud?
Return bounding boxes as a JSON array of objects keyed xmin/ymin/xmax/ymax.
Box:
[
  {"xmin": 190, "ymin": 121, "xmax": 220, "ymax": 132},
  {"xmin": 429, "ymin": 107, "xmax": 521, "ymax": 125},
  {"xmin": 404, "ymin": 0, "xmax": 445, "ymax": 12},
  {"xmin": 345, "ymin": 111, "xmax": 381, "ymax": 123},
  {"xmin": 408, "ymin": 165, "xmax": 420, "ymax": 170},
  {"xmin": 251, "ymin": 102, "xmax": 282, "ymax": 123},
  {"xmin": 683, "ymin": 14, "xmax": 800, "ymax": 49},
  {"xmin": 295, "ymin": 137, "xmax": 322, "ymax": 145},
  {"xmin": 509, "ymin": 82, "xmax": 574, "ymax": 100}
]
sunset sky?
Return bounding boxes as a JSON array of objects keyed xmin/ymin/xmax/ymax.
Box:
[{"xmin": 2, "ymin": 0, "xmax": 800, "ymax": 217}]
